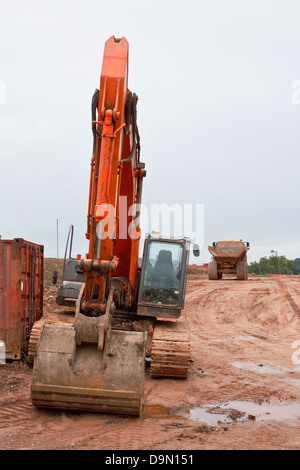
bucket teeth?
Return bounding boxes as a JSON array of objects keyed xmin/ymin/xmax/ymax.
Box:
[{"xmin": 31, "ymin": 324, "xmax": 146, "ymax": 416}]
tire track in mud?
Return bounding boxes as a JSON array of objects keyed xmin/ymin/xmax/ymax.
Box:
[
  {"xmin": 245, "ymin": 285, "xmax": 273, "ymax": 324},
  {"xmin": 0, "ymin": 402, "xmax": 34, "ymax": 427},
  {"xmin": 185, "ymin": 282, "xmax": 230, "ymax": 328},
  {"xmin": 275, "ymin": 278, "xmax": 300, "ymax": 319},
  {"xmin": 185, "ymin": 277, "xmax": 300, "ymax": 346}
]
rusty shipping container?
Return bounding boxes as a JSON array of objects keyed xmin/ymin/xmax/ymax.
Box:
[{"xmin": 0, "ymin": 238, "xmax": 43, "ymax": 360}]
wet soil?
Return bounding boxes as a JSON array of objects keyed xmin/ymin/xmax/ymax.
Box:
[{"xmin": 0, "ymin": 271, "xmax": 300, "ymax": 450}]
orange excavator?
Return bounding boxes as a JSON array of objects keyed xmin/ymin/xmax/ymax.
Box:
[{"xmin": 31, "ymin": 36, "xmax": 199, "ymax": 416}]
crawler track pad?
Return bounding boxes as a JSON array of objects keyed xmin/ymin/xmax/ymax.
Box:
[{"xmin": 31, "ymin": 324, "xmax": 146, "ymax": 416}]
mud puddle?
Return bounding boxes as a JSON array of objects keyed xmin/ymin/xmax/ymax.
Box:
[
  {"xmin": 230, "ymin": 361, "xmax": 300, "ymax": 376},
  {"xmin": 209, "ymin": 335, "xmax": 258, "ymax": 344},
  {"xmin": 189, "ymin": 401, "xmax": 300, "ymax": 426},
  {"xmin": 230, "ymin": 361, "xmax": 286, "ymax": 375},
  {"xmin": 143, "ymin": 400, "xmax": 300, "ymax": 427}
]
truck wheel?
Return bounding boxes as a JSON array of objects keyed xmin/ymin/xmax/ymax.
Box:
[
  {"xmin": 208, "ymin": 260, "xmax": 219, "ymax": 280},
  {"xmin": 236, "ymin": 260, "xmax": 248, "ymax": 280}
]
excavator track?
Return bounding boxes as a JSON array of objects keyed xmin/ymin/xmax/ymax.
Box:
[
  {"xmin": 150, "ymin": 320, "xmax": 190, "ymax": 379},
  {"xmin": 28, "ymin": 316, "xmax": 74, "ymax": 364}
]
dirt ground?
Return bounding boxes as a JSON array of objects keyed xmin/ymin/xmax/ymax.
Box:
[{"xmin": 0, "ymin": 270, "xmax": 300, "ymax": 450}]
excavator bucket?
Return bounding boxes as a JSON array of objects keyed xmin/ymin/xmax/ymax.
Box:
[{"xmin": 31, "ymin": 323, "xmax": 146, "ymax": 415}]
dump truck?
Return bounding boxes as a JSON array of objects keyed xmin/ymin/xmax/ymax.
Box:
[{"xmin": 208, "ymin": 240, "xmax": 250, "ymax": 280}]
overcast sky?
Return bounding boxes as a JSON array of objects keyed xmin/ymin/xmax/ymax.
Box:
[{"xmin": 1, "ymin": 0, "xmax": 300, "ymax": 264}]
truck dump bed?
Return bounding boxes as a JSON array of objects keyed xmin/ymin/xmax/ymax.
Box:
[{"xmin": 208, "ymin": 240, "xmax": 248, "ymax": 262}]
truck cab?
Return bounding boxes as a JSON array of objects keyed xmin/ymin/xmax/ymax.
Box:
[{"xmin": 137, "ymin": 234, "xmax": 199, "ymax": 319}]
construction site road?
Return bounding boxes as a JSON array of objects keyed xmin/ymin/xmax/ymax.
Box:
[{"xmin": 0, "ymin": 273, "xmax": 300, "ymax": 450}]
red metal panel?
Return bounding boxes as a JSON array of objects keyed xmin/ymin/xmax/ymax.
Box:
[{"xmin": 0, "ymin": 238, "xmax": 43, "ymax": 360}]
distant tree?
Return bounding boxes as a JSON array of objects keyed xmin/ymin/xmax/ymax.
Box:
[
  {"xmin": 291, "ymin": 258, "xmax": 300, "ymax": 275},
  {"xmin": 249, "ymin": 251, "xmax": 292, "ymax": 275},
  {"xmin": 248, "ymin": 261, "xmax": 262, "ymax": 275}
]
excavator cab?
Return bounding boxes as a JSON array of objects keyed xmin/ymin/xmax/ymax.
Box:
[
  {"xmin": 138, "ymin": 235, "xmax": 193, "ymax": 319},
  {"xmin": 56, "ymin": 225, "xmax": 85, "ymax": 307}
]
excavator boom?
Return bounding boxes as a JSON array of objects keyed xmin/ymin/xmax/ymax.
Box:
[{"xmin": 82, "ymin": 36, "xmax": 145, "ymax": 316}]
